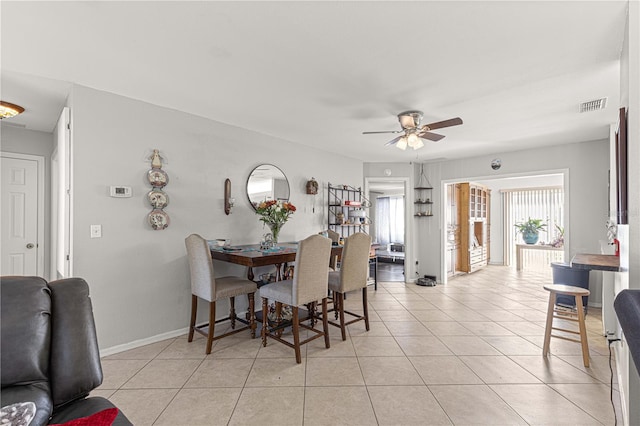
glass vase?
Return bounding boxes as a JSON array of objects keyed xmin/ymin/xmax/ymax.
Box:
[{"xmin": 268, "ymin": 222, "xmax": 282, "ymax": 244}]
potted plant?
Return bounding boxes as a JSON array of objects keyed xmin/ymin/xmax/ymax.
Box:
[
  {"xmin": 550, "ymin": 225, "xmax": 564, "ymax": 248},
  {"xmin": 514, "ymin": 218, "xmax": 546, "ymax": 244}
]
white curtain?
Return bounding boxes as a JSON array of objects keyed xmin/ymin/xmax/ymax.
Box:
[
  {"xmin": 376, "ymin": 196, "xmax": 405, "ymax": 246},
  {"xmin": 502, "ymin": 186, "xmax": 564, "ymax": 265}
]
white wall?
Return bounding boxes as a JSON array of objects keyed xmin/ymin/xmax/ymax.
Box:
[
  {"xmin": 614, "ymin": 2, "xmax": 640, "ymax": 423},
  {"xmin": 0, "ymin": 125, "xmax": 54, "ymax": 279},
  {"xmin": 415, "ymin": 139, "xmax": 609, "ymax": 283},
  {"xmin": 68, "ymin": 85, "xmax": 363, "ymax": 351}
]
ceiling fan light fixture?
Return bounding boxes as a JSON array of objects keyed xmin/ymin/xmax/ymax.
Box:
[
  {"xmin": 396, "ymin": 137, "xmax": 408, "ymax": 150},
  {"xmin": 0, "ymin": 101, "xmax": 25, "ymax": 119},
  {"xmin": 407, "ymin": 133, "xmax": 420, "ymax": 147},
  {"xmin": 364, "ymin": 110, "xmax": 463, "ymax": 150}
]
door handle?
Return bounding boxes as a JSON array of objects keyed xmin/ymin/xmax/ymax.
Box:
[{"xmin": 26, "ymin": 243, "xmax": 35, "ymax": 249}]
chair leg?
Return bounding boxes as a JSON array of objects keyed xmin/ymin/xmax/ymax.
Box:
[
  {"xmin": 188, "ymin": 295, "xmax": 197, "ymax": 342},
  {"xmin": 362, "ymin": 287, "xmax": 370, "ymax": 331},
  {"xmin": 310, "ymin": 301, "xmax": 317, "ymax": 327},
  {"xmin": 543, "ymin": 292, "xmax": 556, "ymax": 357},
  {"xmin": 248, "ymin": 292, "xmax": 256, "ymax": 338},
  {"xmin": 275, "ymin": 302, "xmax": 284, "ymax": 337},
  {"xmin": 576, "ymin": 295, "xmax": 590, "ymax": 367},
  {"xmin": 338, "ymin": 292, "xmax": 347, "ymax": 341},
  {"xmin": 292, "ymin": 306, "xmax": 301, "ymax": 363},
  {"xmin": 206, "ymin": 301, "xmax": 216, "ymax": 355},
  {"xmin": 229, "ymin": 296, "xmax": 236, "ymax": 329},
  {"xmin": 370, "ymin": 256, "xmax": 378, "ymax": 291},
  {"xmin": 261, "ymin": 297, "xmax": 268, "ymax": 347},
  {"xmin": 322, "ymin": 297, "xmax": 331, "ymax": 349}
]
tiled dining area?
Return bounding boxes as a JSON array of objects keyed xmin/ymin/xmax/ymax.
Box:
[{"xmin": 94, "ymin": 265, "xmax": 621, "ymax": 425}]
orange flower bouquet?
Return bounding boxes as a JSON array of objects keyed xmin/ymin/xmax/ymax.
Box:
[{"xmin": 255, "ymin": 200, "xmax": 296, "ymax": 243}]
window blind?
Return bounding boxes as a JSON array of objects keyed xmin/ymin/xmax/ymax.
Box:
[{"xmin": 502, "ymin": 186, "xmax": 564, "ymax": 267}]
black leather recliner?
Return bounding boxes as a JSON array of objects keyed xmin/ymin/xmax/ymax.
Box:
[
  {"xmin": 614, "ymin": 289, "xmax": 640, "ymax": 373},
  {"xmin": 1, "ymin": 276, "xmax": 132, "ymax": 425}
]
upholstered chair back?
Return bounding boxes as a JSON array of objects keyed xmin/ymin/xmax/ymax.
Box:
[
  {"xmin": 327, "ymin": 229, "xmax": 340, "ymax": 243},
  {"xmin": 185, "ymin": 234, "xmax": 216, "ymax": 302},
  {"xmin": 339, "ymin": 232, "xmax": 372, "ymax": 293},
  {"xmin": 292, "ymin": 234, "xmax": 332, "ymax": 306}
]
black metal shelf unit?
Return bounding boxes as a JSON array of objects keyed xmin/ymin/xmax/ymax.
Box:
[{"xmin": 327, "ymin": 183, "xmax": 370, "ymax": 238}]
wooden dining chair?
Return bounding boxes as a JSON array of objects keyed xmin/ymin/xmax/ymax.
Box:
[
  {"xmin": 319, "ymin": 229, "xmax": 341, "ymax": 270},
  {"xmin": 260, "ymin": 234, "xmax": 332, "ymax": 363},
  {"xmin": 327, "ymin": 229, "xmax": 340, "ymax": 243},
  {"xmin": 326, "ymin": 232, "xmax": 372, "ymax": 340},
  {"xmin": 185, "ymin": 234, "xmax": 257, "ymax": 354}
]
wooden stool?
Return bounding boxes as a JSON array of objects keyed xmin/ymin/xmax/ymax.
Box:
[{"xmin": 543, "ymin": 284, "xmax": 591, "ymax": 367}]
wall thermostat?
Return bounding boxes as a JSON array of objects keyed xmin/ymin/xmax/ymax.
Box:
[{"xmin": 110, "ymin": 186, "xmax": 132, "ymax": 198}]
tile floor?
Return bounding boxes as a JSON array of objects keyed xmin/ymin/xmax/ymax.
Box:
[
  {"xmin": 96, "ymin": 266, "xmax": 622, "ymax": 425},
  {"xmin": 375, "ymin": 262, "xmax": 405, "ymax": 282}
]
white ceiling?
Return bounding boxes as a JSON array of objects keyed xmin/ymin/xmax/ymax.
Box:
[{"xmin": 0, "ymin": 1, "xmax": 628, "ymax": 163}]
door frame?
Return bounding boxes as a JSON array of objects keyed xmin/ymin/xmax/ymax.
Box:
[
  {"xmin": 51, "ymin": 106, "xmax": 72, "ymax": 279},
  {"xmin": 364, "ymin": 176, "xmax": 412, "ymax": 281},
  {"xmin": 1, "ymin": 151, "xmax": 46, "ymax": 276},
  {"xmin": 440, "ymin": 169, "xmax": 570, "ymax": 284}
]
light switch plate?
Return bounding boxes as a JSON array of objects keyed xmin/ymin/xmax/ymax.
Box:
[{"xmin": 90, "ymin": 225, "xmax": 102, "ymax": 238}]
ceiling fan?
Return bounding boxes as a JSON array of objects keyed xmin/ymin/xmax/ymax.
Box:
[{"xmin": 363, "ymin": 110, "xmax": 463, "ymax": 150}]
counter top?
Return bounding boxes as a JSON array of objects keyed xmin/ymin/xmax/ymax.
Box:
[{"xmin": 570, "ymin": 253, "xmax": 621, "ymax": 272}]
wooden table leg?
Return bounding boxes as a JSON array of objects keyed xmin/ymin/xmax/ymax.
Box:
[{"xmin": 274, "ymin": 263, "xmax": 282, "ymax": 281}]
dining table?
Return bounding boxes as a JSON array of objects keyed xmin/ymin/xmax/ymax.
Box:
[{"xmin": 210, "ymin": 242, "xmax": 343, "ymax": 282}]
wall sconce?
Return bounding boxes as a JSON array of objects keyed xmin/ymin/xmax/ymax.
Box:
[{"xmin": 224, "ymin": 178, "xmax": 234, "ymax": 215}]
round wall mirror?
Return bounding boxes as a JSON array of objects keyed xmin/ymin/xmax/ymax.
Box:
[{"xmin": 246, "ymin": 164, "xmax": 290, "ymax": 210}]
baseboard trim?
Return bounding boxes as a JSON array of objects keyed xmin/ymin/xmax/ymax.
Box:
[
  {"xmin": 99, "ymin": 326, "xmax": 191, "ymax": 357},
  {"xmin": 99, "ymin": 306, "xmax": 256, "ymax": 357},
  {"xmin": 613, "ymin": 343, "xmax": 629, "ymax": 426}
]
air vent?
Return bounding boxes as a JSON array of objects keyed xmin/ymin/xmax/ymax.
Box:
[{"xmin": 579, "ymin": 97, "xmax": 607, "ymax": 113}]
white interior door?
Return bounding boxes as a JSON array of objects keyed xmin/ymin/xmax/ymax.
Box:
[{"xmin": 1, "ymin": 153, "xmax": 44, "ymax": 275}]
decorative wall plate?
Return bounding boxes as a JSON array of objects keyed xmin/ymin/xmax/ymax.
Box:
[
  {"xmin": 147, "ymin": 189, "xmax": 169, "ymax": 209},
  {"xmin": 147, "ymin": 168, "xmax": 169, "ymax": 187},
  {"xmin": 148, "ymin": 209, "xmax": 170, "ymax": 230}
]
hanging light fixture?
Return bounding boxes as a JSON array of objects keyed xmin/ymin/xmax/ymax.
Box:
[
  {"xmin": 396, "ymin": 137, "xmax": 408, "ymax": 150},
  {"xmin": 396, "ymin": 132, "xmax": 425, "ymax": 151},
  {"xmin": 0, "ymin": 101, "xmax": 25, "ymax": 119},
  {"xmin": 408, "ymin": 133, "xmax": 427, "ymax": 150}
]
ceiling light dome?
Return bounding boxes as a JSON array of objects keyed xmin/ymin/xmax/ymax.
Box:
[{"xmin": 0, "ymin": 101, "xmax": 25, "ymax": 119}]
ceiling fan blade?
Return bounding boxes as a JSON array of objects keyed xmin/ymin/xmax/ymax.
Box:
[
  {"xmin": 363, "ymin": 130, "xmax": 403, "ymax": 135},
  {"xmin": 418, "ymin": 131, "xmax": 446, "ymax": 142},
  {"xmin": 424, "ymin": 117, "xmax": 463, "ymax": 131},
  {"xmin": 384, "ymin": 135, "xmax": 404, "ymax": 146}
]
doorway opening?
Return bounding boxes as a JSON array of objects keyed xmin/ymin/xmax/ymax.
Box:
[
  {"xmin": 365, "ymin": 178, "xmax": 408, "ymax": 282},
  {"xmin": 443, "ymin": 172, "xmax": 567, "ymax": 281}
]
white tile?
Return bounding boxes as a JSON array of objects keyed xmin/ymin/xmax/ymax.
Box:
[
  {"xmin": 491, "ymin": 384, "xmax": 602, "ymax": 425},
  {"xmin": 303, "ymin": 387, "xmax": 377, "ymax": 426},
  {"xmin": 430, "ymin": 384, "xmax": 527, "ymax": 425}
]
